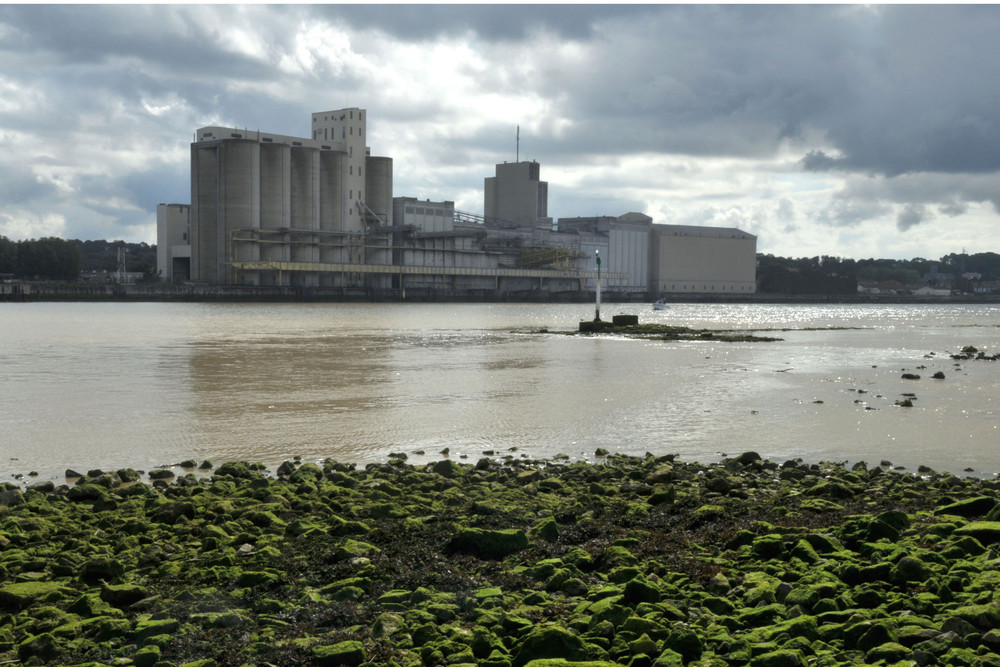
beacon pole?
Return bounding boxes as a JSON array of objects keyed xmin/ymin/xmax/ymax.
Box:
[{"xmin": 595, "ymin": 249, "xmax": 602, "ymax": 322}]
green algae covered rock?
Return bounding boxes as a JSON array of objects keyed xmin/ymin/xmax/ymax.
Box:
[
  {"xmin": 7, "ymin": 454, "xmax": 1000, "ymax": 665},
  {"xmin": 936, "ymin": 496, "xmax": 998, "ymax": 518},
  {"xmin": 0, "ymin": 582, "xmax": 68, "ymax": 611},
  {"xmin": 511, "ymin": 626, "xmax": 589, "ymax": 667},
  {"xmin": 449, "ymin": 527, "xmax": 529, "ymax": 559},
  {"xmin": 17, "ymin": 631, "xmax": 59, "ymax": 662},
  {"xmin": 99, "ymin": 583, "xmax": 149, "ymax": 608},
  {"xmin": 522, "ymin": 661, "xmax": 618, "ymax": 667},
  {"xmin": 133, "ymin": 644, "xmax": 161, "ymax": 667},
  {"xmin": 313, "ymin": 639, "xmax": 366, "ymax": 666},
  {"xmin": 865, "ymin": 641, "xmax": 911, "ymax": 663},
  {"xmin": 954, "ymin": 521, "xmax": 1000, "ymax": 545},
  {"xmin": 748, "ymin": 649, "xmax": 808, "ymax": 667},
  {"xmin": 663, "ymin": 626, "xmax": 703, "ymax": 663}
]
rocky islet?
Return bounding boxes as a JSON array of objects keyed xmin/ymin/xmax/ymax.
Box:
[{"xmin": 1, "ymin": 453, "xmax": 1000, "ymax": 666}]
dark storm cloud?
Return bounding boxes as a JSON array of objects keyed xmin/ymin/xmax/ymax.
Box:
[
  {"xmin": 0, "ymin": 5, "xmax": 275, "ymax": 78},
  {"xmin": 798, "ymin": 5, "xmax": 1000, "ymax": 177}
]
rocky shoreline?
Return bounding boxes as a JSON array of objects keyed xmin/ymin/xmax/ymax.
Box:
[{"xmin": 2, "ymin": 453, "xmax": 1000, "ymax": 666}]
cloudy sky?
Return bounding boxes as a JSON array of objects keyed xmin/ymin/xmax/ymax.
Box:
[{"xmin": 2, "ymin": 4, "xmax": 1000, "ymax": 261}]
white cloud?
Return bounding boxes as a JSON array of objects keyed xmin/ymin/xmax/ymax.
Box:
[{"xmin": 0, "ymin": 211, "xmax": 67, "ymax": 240}]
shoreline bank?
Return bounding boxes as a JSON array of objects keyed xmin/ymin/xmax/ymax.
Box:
[
  {"xmin": 6, "ymin": 282, "xmax": 1000, "ymax": 305},
  {"xmin": 3, "ymin": 453, "xmax": 1000, "ymax": 666}
]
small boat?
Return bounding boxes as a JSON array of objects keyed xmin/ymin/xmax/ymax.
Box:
[{"xmin": 653, "ymin": 299, "xmax": 669, "ymax": 310}]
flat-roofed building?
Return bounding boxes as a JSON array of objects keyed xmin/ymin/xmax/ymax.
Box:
[
  {"xmin": 156, "ymin": 203, "xmax": 191, "ymax": 283},
  {"xmin": 484, "ymin": 161, "xmax": 551, "ymax": 228},
  {"xmin": 651, "ymin": 224, "xmax": 757, "ymax": 294}
]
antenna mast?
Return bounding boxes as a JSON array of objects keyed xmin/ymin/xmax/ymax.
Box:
[{"xmin": 516, "ymin": 125, "xmax": 520, "ymax": 162}]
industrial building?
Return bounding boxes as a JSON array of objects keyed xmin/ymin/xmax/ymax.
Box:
[
  {"xmin": 156, "ymin": 203, "xmax": 190, "ymax": 283},
  {"xmin": 157, "ymin": 107, "xmax": 757, "ymax": 299},
  {"xmin": 187, "ymin": 107, "xmax": 393, "ymax": 288}
]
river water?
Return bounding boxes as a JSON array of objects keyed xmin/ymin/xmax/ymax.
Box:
[{"xmin": 2, "ymin": 301, "xmax": 1000, "ymax": 483}]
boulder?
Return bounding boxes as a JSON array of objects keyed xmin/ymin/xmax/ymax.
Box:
[
  {"xmin": 511, "ymin": 626, "xmax": 588, "ymax": 667},
  {"xmin": 936, "ymin": 496, "xmax": 998, "ymax": 518},
  {"xmin": 449, "ymin": 528, "xmax": 529, "ymax": 559},
  {"xmin": 954, "ymin": 521, "xmax": 1000, "ymax": 545},
  {"xmin": 313, "ymin": 640, "xmax": 366, "ymax": 666}
]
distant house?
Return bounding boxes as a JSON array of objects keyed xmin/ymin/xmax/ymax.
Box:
[
  {"xmin": 976, "ymin": 281, "xmax": 1000, "ymax": 294},
  {"xmin": 915, "ymin": 286, "xmax": 950, "ymax": 297}
]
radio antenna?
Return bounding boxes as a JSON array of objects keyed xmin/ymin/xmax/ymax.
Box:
[{"xmin": 516, "ymin": 125, "xmax": 520, "ymax": 162}]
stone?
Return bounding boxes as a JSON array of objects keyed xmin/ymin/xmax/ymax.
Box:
[
  {"xmin": 954, "ymin": 521, "xmax": 1000, "ymax": 545},
  {"xmin": 747, "ymin": 650, "xmax": 808, "ymax": 667},
  {"xmin": 511, "ymin": 626, "xmax": 588, "ymax": 667},
  {"xmin": 663, "ymin": 627, "xmax": 702, "ymax": 663},
  {"xmin": 0, "ymin": 582, "xmax": 67, "ymax": 611},
  {"xmin": 313, "ymin": 640, "xmax": 366, "ymax": 666},
  {"xmin": 99, "ymin": 583, "xmax": 149, "ymax": 608},
  {"xmin": 448, "ymin": 528, "xmax": 529, "ymax": 559}
]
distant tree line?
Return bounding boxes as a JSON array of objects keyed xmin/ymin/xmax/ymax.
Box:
[
  {"xmin": 0, "ymin": 236, "xmax": 156, "ymax": 281},
  {"xmin": 756, "ymin": 252, "xmax": 1000, "ymax": 294}
]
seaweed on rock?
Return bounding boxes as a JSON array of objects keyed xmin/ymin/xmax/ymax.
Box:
[{"xmin": 1, "ymin": 453, "xmax": 1000, "ymax": 666}]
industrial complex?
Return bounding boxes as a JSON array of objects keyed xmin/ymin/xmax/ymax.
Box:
[{"xmin": 157, "ymin": 107, "xmax": 757, "ymax": 300}]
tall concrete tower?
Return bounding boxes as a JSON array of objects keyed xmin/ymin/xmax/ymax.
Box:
[
  {"xmin": 484, "ymin": 161, "xmax": 549, "ymax": 227},
  {"xmin": 312, "ymin": 108, "xmax": 369, "ymax": 234}
]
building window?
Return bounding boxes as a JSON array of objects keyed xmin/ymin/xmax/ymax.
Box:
[{"xmin": 350, "ymin": 166, "xmax": 353, "ymax": 175}]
